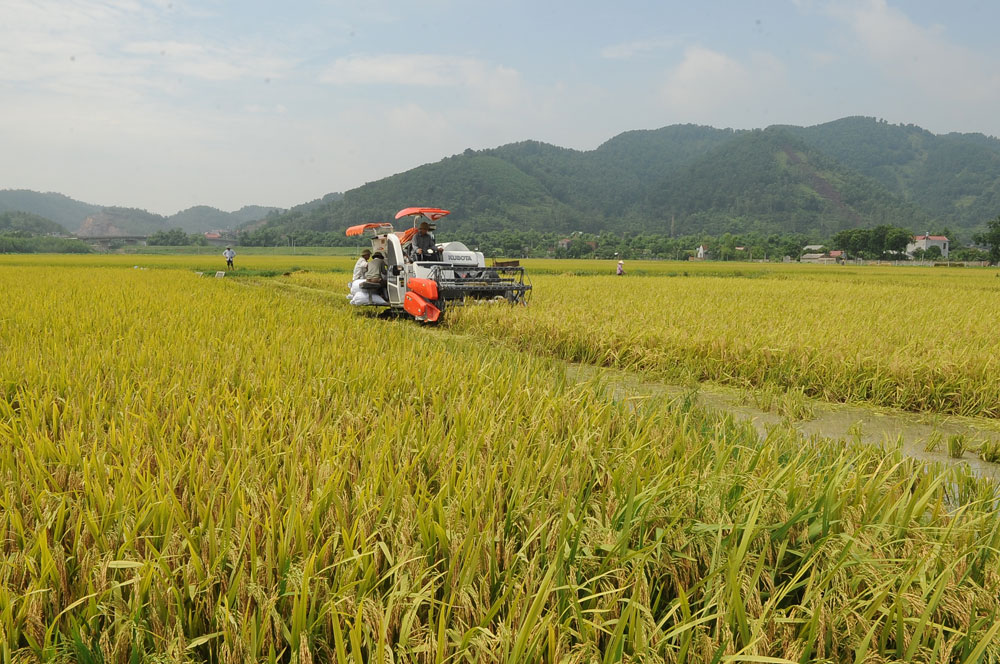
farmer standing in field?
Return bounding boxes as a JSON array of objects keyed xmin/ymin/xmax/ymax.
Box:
[
  {"xmin": 223, "ymin": 246, "xmax": 235, "ymax": 269},
  {"xmin": 617, "ymin": 260, "xmax": 625, "ymax": 276}
]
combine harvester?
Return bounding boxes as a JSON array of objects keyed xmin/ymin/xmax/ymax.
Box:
[{"xmin": 346, "ymin": 207, "xmax": 531, "ymax": 323}]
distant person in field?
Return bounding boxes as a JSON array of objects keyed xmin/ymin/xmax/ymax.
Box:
[
  {"xmin": 413, "ymin": 221, "xmax": 438, "ymax": 261},
  {"xmin": 223, "ymin": 246, "xmax": 235, "ymax": 269},
  {"xmin": 353, "ymin": 249, "xmax": 371, "ymax": 280},
  {"xmin": 617, "ymin": 260, "xmax": 625, "ymax": 276}
]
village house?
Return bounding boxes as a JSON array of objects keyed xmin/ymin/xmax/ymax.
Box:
[
  {"xmin": 906, "ymin": 234, "xmax": 949, "ymax": 259},
  {"xmin": 799, "ymin": 252, "xmax": 834, "ymax": 263},
  {"xmin": 799, "ymin": 245, "xmax": 844, "ymax": 264}
]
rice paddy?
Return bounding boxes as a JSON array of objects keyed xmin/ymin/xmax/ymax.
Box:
[
  {"xmin": 2, "ymin": 255, "xmax": 1000, "ymax": 662},
  {"xmin": 452, "ymin": 262, "xmax": 1000, "ymax": 418}
]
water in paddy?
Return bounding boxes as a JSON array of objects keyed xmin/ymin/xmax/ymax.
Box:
[{"xmin": 566, "ymin": 364, "xmax": 1000, "ymax": 481}]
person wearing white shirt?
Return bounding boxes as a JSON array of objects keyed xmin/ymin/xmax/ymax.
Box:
[
  {"xmin": 353, "ymin": 249, "xmax": 371, "ymax": 280},
  {"xmin": 348, "ymin": 249, "xmax": 372, "ymax": 298},
  {"xmin": 223, "ymin": 247, "xmax": 235, "ymax": 268}
]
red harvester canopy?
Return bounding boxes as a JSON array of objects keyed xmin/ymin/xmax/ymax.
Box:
[
  {"xmin": 346, "ymin": 223, "xmax": 390, "ymax": 237},
  {"xmin": 394, "ymin": 207, "xmax": 450, "ymax": 221}
]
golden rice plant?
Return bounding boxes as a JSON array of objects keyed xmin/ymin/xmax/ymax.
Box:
[
  {"xmin": 1, "ymin": 259, "xmax": 1000, "ymax": 662},
  {"xmin": 451, "ymin": 264, "xmax": 1000, "ymax": 418}
]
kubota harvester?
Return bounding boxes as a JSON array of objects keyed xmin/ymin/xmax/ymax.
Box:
[{"xmin": 346, "ymin": 207, "xmax": 530, "ymax": 323}]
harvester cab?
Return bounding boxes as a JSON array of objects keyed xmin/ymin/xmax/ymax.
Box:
[{"xmin": 346, "ymin": 207, "xmax": 531, "ymax": 323}]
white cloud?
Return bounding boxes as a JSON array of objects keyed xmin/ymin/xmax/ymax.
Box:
[
  {"xmin": 321, "ymin": 54, "xmax": 508, "ymax": 88},
  {"xmin": 828, "ymin": 0, "xmax": 1000, "ymax": 105},
  {"xmin": 807, "ymin": 51, "xmax": 838, "ymax": 66},
  {"xmin": 601, "ymin": 38, "xmax": 679, "ymax": 60},
  {"xmin": 660, "ymin": 47, "xmax": 788, "ymax": 120},
  {"xmin": 122, "ymin": 41, "xmax": 292, "ymax": 82},
  {"xmin": 319, "ymin": 53, "xmax": 527, "ymax": 113}
]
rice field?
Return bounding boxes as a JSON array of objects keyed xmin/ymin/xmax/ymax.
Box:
[
  {"xmin": 3, "ymin": 255, "xmax": 1000, "ymax": 662},
  {"xmin": 452, "ymin": 261, "xmax": 1000, "ymax": 418}
]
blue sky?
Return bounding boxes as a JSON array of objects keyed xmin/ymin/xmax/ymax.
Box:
[{"xmin": 2, "ymin": 0, "xmax": 999, "ymax": 215}]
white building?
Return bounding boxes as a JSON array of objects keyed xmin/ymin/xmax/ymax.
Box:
[
  {"xmin": 800, "ymin": 253, "xmax": 835, "ymax": 264},
  {"xmin": 906, "ymin": 234, "xmax": 949, "ymax": 259}
]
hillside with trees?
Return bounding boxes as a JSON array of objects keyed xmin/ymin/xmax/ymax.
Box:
[
  {"xmin": 0, "ymin": 190, "xmax": 100, "ymax": 229},
  {"xmin": 0, "ymin": 210, "xmax": 68, "ymax": 236},
  {"xmin": 248, "ymin": 120, "xmax": 960, "ymax": 243},
  {"xmin": 0, "ymin": 190, "xmax": 282, "ymax": 237},
  {"xmin": 649, "ymin": 128, "xmax": 932, "ymax": 236},
  {"xmin": 784, "ymin": 117, "xmax": 1000, "ymax": 228},
  {"xmin": 7, "ymin": 117, "xmax": 1000, "ymax": 245}
]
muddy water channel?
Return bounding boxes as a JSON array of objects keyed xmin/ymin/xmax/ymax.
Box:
[{"xmin": 567, "ymin": 364, "xmax": 1000, "ymax": 481}]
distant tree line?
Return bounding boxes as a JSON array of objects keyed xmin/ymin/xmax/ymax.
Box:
[
  {"xmin": 829, "ymin": 225, "xmax": 913, "ymax": 259},
  {"xmin": 235, "ymin": 225, "xmax": 817, "ymax": 260},
  {"xmin": 234, "ymin": 221, "xmax": 1000, "ymax": 262},
  {"xmin": 0, "ymin": 233, "xmax": 91, "ymax": 253},
  {"xmin": 147, "ymin": 228, "xmax": 209, "ymax": 246},
  {"xmin": 973, "ymin": 216, "xmax": 1000, "ymax": 263}
]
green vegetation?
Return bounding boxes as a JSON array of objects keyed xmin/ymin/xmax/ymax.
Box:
[
  {"xmin": 249, "ymin": 118, "xmax": 1000, "ymax": 244},
  {"xmin": 8, "ymin": 117, "xmax": 1000, "ymax": 247},
  {"xmin": 0, "ymin": 189, "xmax": 100, "ymax": 229},
  {"xmin": 830, "ymin": 224, "xmax": 913, "ymax": 259},
  {"xmin": 450, "ymin": 262, "xmax": 1000, "ymax": 418},
  {"xmin": 973, "ymin": 215, "xmax": 1000, "ymax": 263},
  {"xmin": 650, "ymin": 129, "xmax": 931, "ymax": 237},
  {"xmin": 0, "ymin": 210, "xmax": 67, "ymax": 236},
  {"xmin": 147, "ymin": 228, "xmax": 210, "ymax": 246},
  {"xmin": 0, "ymin": 235, "xmax": 91, "ymax": 253},
  {"xmin": 784, "ymin": 117, "xmax": 1000, "ymax": 228},
  {"xmin": 3, "ymin": 256, "xmax": 1000, "ymax": 661},
  {"xmin": 0, "ymin": 190, "xmax": 282, "ymax": 237}
]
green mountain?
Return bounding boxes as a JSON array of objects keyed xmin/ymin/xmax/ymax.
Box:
[
  {"xmin": 647, "ymin": 128, "xmax": 932, "ymax": 236},
  {"xmin": 168, "ymin": 206, "xmax": 240, "ymax": 233},
  {"xmin": 8, "ymin": 117, "xmax": 1000, "ymax": 241},
  {"xmin": 170, "ymin": 205, "xmax": 286, "ymax": 232},
  {"xmin": 255, "ymin": 120, "xmax": 963, "ymax": 239},
  {"xmin": 0, "ymin": 190, "xmax": 282, "ymax": 236},
  {"xmin": 77, "ymin": 207, "xmax": 173, "ymax": 237},
  {"xmin": 0, "ymin": 210, "xmax": 68, "ymax": 235},
  {"xmin": 0, "ymin": 190, "xmax": 100, "ymax": 229},
  {"xmin": 287, "ymin": 153, "xmax": 581, "ymax": 234},
  {"xmin": 784, "ymin": 117, "xmax": 1000, "ymax": 228}
]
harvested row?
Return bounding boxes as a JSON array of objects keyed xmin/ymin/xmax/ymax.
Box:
[{"xmin": 2, "ymin": 264, "xmax": 1000, "ymax": 661}]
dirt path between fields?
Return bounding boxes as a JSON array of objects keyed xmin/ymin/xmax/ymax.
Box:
[{"xmin": 566, "ymin": 363, "xmax": 1000, "ymax": 480}]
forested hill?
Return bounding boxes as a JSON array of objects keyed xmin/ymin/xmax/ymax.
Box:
[
  {"xmin": 0, "ymin": 189, "xmax": 283, "ymax": 236},
  {"xmin": 783, "ymin": 117, "xmax": 1000, "ymax": 228},
  {"xmin": 649, "ymin": 129, "xmax": 932, "ymax": 236},
  {"xmin": 0, "ymin": 210, "xmax": 68, "ymax": 235},
  {"xmin": 253, "ymin": 118, "xmax": 999, "ymax": 240},
  {"xmin": 0, "ymin": 191, "xmax": 100, "ymax": 230}
]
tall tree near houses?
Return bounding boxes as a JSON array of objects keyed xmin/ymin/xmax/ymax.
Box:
[{"xmin": 973, "ymin": 215, "xmax": 1000, "ymax": 264}]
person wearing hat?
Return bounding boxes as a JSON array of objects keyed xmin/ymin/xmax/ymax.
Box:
[
  {"xmin": 352, "ymin": 248, "xmax": 371, "ymax": 281},
  {"xmin": 413, "ymin": 220, "xmax": 438, "ymax": 261},
  {"xmin": 223, "ymin": 246, "xmax": 236, "ymax": 269},
  {"xmin": 616, "ymin": 260, "xmax": 625, "ymax": 276}
]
